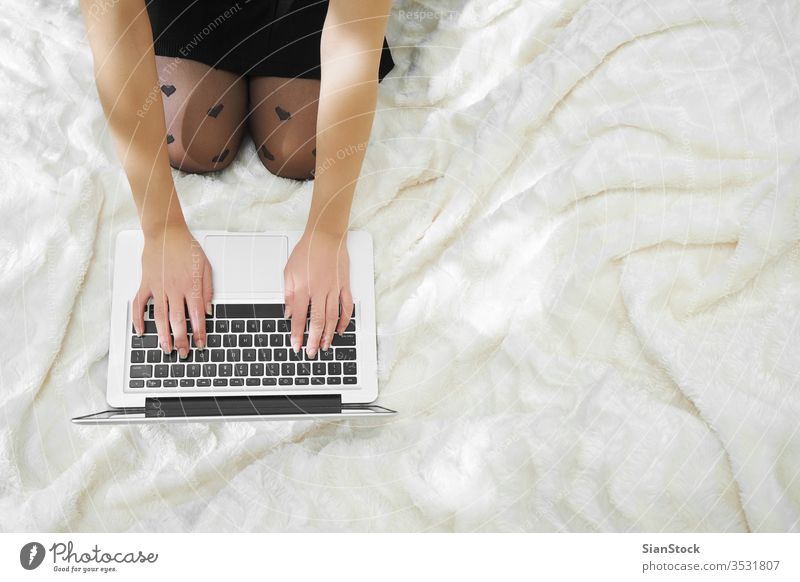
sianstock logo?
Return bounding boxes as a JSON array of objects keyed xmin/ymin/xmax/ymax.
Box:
[{"xmin": 20, "ymin": 542, "xmax": 46, "ymax": 570}]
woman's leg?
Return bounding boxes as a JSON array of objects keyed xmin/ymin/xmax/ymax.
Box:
[
  {"xmin": 155, "ymin": 56, "xmax": 248, "ymax": 173},
  {"xmin": 248, "ymin": 76, "xmax": 320, "ymax": 180}
]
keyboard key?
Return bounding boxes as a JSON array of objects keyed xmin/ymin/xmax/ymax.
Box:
[
  {"xmin": 295, "ymin": 377, "xmax": 309, "ymax": 385},
  {"xmin": 343, "ymin": 377, "xmax": 357, "ymax": 385},
  {"xmin": 215, "ymin": 321, "xmax": 229, "ymax": 333},
  {"xmin": 234, "ymin": 363, "xmax": 248, "ymax": 377},
  {"xmin": 298, "ymin": 363, "xmax": 311, "ymax": 376},
  {"xmin": 328, "ymin": 362, "xmax": 341, "ymax": 375},
  {"xmin": 326, "ymin": 377, "xmax": 341, "ymax": 385},
  {"xmin": 130, "ymin": 365, "xmax": 152, "ymax": 378},
  {"xmin": 215, "ymin": 304, "xmax": 284, "ymax": 318},
  {"xmin": 146, "ymin": 379, "xmax": 161, "ymax": 388},
  {"xmin": 227, "ymin": 349, "xmax": 241, "ymax": 362},
  {"xmin": 265, "ymin": 364, "xmax": 280, "ymax": 376},
  {"xmin": 345, "ymin": 320, "xmax": 356, "ymax": 332},
  {"xmin": 213, "ymin": 378, "xmax": 228, "ymax": 387},
  {"xmin": 239, "ymin": 334, "xmax": 253, "ymax": 347},
  {"xmin": 281, "ymin": 363, "xmax": 295, "ymax": 376},
  {"xmin": 162, "ymin": 351, "xmax": 178, "ymax": 363},
  {"xmin": 247, "ymin": 320, "xmax": 259, "ymax": 332},
  {"xmin": 146, "ymin": 350, "xmax": 160, "ymax": 363},
  {"xmin": 262, "ymin": 378, "xmax": 277, "ymax": 386},
  {"xmin": 331, "ymin": 333, "xmax": 356, "ymax": 346},
  {"xmin": 180, "ymin": 379, "xmax": 195, "ymax": 388},
  {"xmin": 195, "ymin": 349, "xmax": 210, "ymax": 362},
  {"xmin": 130, "ymin": 350, "xmax": 145, "ymax": 363},
  {"xmin": 230, "ymin": 378, "xmax": 244, "ymax": 387},
  {"xmin": 311, "ymin": 377, "xmax": 325, "ymax": 385},
  {"xmin": 206, "ymin": 320, "xmax": 214, "ymax": 333},
  {"xmin": 223, "ymin": 335, "xmax": 237, "ymax": 347},
  {"xmin": 143, "ymin": 321, "xmax": 158, "ymax": 334},
  {"xmin": 242, "ymin": 349, "xmax": 256, "ymax": 362},
  {"xmin": 197, "ymin": 379, "xmax": 211, "ymax": 387},
  {"xmin": 170, "ymin": 364, "xmax": 185, "ymax": 377},
  {"xmin": 148, "ymin": 304, "xmax": 154, "ymax": 319},
  {"xmin": 270, "ymin": 334, "xmax": 283, "ymax": 347},
  {"xmin": 246, "ymin": 378, "xmax": 260, "ymax": 386},
  {"xmin": 178, "ymin": 351, "xmax": 193, "ymax": 362},
  {"xmin": 319, "ymin": 348, "xmax": 334, "ymax": 361},
  {"xmin": 211, "ymin": 349, "xmax": 225, "ymax": 362},
  {"xmin": 250, "ymin": 363, "xmax": 264, "ymax": 376},
  {"xmin": 312, "ymin": 363, "xmax": 326, "ymax": 375},
  {"xmin": 219, "ymin": 364, "xmax": 233, "ymax": 377},
  {"xmin": 279, "ymin": 378, "xmax": 293, "ymax": 386},
  {"xmin": 232, "ymin": 320, "xmax": 245, "ymax": 333},
  {"xmin": 273, "ymin": 348, "xmax": 287, "ymax": 361},
  {"xmin": 187, "ymin": 364, "xmax": 201, "ymax": 377},
  {"xmin": 261, "ymin": 320, "xmax": 276, "ymax": 332},
  {"xmin": 163, "ymin": 379, "xmax": 178, "ymax": 387},
  {"xmin": 207, "ymin": 334, "xmax": 221, "ymax": 347},
  {"xmin": 278, "ymin": 320, "xmax": 291, "ymax": 333},
  {"xmin": 288, "ymin": 349, "xmax": 302, "ymax": 361},
  {"xmin": 155, "ymin": 365, "xmax": 169, "ymax": 378},
  {"xmin": 132, "ymin": 335, "xmax": 158, "ymax": 348},
  {"xmin": 129, "ymin": 379, "xmax": 145, "ymax": 388},
  {"xmin": 257, "ymin": 348, "xmax": 272, "ymax": 361},
  {"xmin": 335, "ymin": 348, "xmax": 356, "ymax": 360},
  {"xmin": 203, "ymin": 364, "xmax": 217, "ymax": 377},
  {"xmin": 255, "ymin": 334, "xmax": 270, "ymax": 347},
  {"xmin": 343, "ymin": 362, "xmax": 357, "ymax": 375}
]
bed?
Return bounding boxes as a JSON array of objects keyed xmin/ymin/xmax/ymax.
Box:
[{"xmin": 0, "ymin": 0, "xmax": 798, "ymax": 531}]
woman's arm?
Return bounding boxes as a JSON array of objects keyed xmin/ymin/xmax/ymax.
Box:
[
  {"xmin": 309, "ymin": 0, "xmax": 393, "ymax": 235},
  {"xmin": 284, "ymin": 0, "xmax": 392, "ymax": 357},
  {"xmin": 80, "ymin": 0, "xmax": 183, "ymax": 236},
  {"xmin": 79, "ymin": 0, "xmax": 213, "ymax": 356}
]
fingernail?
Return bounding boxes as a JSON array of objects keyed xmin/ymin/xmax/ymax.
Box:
[
  {"xmin": 136, "ymin": 327, "xmax": 143, "ymax": 337},
  {"xmin": 206, "ymin": 302, "xmax": 212, "ymax": 315}
]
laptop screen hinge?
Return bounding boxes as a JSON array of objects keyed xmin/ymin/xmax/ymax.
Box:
[{"xmin": 144, "ymin": 394, "xmax": 342, "ymax": 417}]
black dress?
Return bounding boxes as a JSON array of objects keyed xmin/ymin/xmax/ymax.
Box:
[{"xmin": 145, "ymin": 0, "xmax": 395, "ymax": 82}]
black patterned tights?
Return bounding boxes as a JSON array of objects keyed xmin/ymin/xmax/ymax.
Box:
[{"xmin": 156, "ymin": 56, "xmax": 319, "ymax": 180}]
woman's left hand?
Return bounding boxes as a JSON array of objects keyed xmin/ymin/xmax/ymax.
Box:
[{"xmin": 283, "ymin": 229, "xmax": 353, "ymax": 358}]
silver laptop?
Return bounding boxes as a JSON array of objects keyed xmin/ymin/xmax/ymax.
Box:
[{"xmin": 72, "ymin": 229, "xmax": 396, "ymax": 424}]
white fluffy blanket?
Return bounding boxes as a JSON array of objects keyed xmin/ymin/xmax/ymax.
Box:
[{"xmin": 1, "ymin": 0, "xmax": 799, "ymax": 532}]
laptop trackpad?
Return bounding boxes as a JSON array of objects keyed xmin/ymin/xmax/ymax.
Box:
[{"xmin": 203, "ymin": 234, "xmax": 286, "ymax": 296}]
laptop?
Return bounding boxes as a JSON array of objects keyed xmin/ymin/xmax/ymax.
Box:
[{"xmin": 72, "ymin": 229, "xmax": 397, "ymax": 424}]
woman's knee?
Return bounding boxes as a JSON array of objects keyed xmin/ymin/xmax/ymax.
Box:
[
  {"xmin": 167, "ymin": 136, "xmax": 238, "ymax": 174},
  {"xmin": 256, "ymin": 132, "xmax": 316, "ymax": 180}
]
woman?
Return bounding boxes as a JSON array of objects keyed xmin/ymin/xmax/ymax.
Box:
[{"xmin": 79, "ymin": 0, "xmax": 395, "ymax": 361}]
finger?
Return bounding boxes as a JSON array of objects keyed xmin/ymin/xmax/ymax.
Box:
[
  {"xmin": 203, "ymin": 261, "xmax": 214, "ymax": 315},
  {"xmin": 187, "ymin": 295, "xmax": 206, "ymax": 350},
  {"xmin": 336, "ymin": 286, "xmax": 354, "ymax": 336},
  {"xmin": 321, "ymin": 292, "xmax": 340, "ymax": 352},
  {"xmin": 283, "ymin": 270, "xmax": 295, "ymax": 319},
  {"xmin": 290, "ymin": 290, "xmax": 310, "ymax": 354},
  {"xmin": 153, "ymin": 291, "xmax": 172, "ymax": 352},
  {"xmin": 169, "ymin": 294, "xmax": 189, "ymax": 358},
  {"xmin": 305, "ymin": 294, "xmax": 327, "ymax": 357},
  {"xmin": 131, "ymin": 284, "xmax": 150, "ymax": 336}
]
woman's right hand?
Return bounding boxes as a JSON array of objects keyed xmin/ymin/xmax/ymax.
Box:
[{"xmin": 131, "ymin": 223, "xmax": 214, "ymax": 357}]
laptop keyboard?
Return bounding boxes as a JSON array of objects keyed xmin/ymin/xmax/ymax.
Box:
[{"xmin": 127, "ymin": 302, "xmax": 357, "ymax": 390}]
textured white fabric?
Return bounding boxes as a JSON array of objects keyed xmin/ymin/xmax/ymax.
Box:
[{"xmin": 0, "ymin": 0, "xmax": 798, "ymax": 532}]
